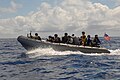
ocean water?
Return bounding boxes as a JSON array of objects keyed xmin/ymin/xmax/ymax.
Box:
[{"xmin": 0, "ymin": 37, "xmax": 120, "ymax": 80}]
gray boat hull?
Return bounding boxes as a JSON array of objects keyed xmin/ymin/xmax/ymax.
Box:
[{"xmin": 17, "ymin": 36, "xmax": 110, "ymax": 53}]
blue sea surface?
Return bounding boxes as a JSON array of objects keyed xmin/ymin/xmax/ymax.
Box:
[{"xmin": 0, "ymin": 37, "xmax": 120, "ymax": 80}]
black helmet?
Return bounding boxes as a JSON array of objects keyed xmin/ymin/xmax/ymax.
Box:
[
  {"xmin": 35, "ymin": 33, "xmax": 38, "ymax": 36},
  {"xmin": 72, "ymin": 34, "xmax": 74, "ymax": 36},
  {"xmin": 82, "ymin": 31, "xmax": 85, "ymax": 35},
  {"xmin": 95, "ymin": 35, "xmax": 98, "ymax": 38},
  {"xmin": 65, "ymin": 33, "xmax": 68, "ymax": 36},
  {"xmin": 54, "ymin": 34, "xmax": 58, "ymax": 37},
  {"xmin": 87, "ymin": 35, "xmax": 90, "ymax": 38}
]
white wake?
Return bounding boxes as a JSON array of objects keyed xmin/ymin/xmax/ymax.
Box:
[
  {"xmin": 26, "ymin": 48, "xmax": 120, "ymax": 58},
  {"xmin": 27, "ymin": 48, "xmax": 83, "ymax": 58}
]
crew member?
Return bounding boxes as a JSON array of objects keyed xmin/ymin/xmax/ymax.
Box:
[
  {"xmin": 62, "ymin": 33, "xmax": 69, "ymax": 43},
  {"xmin": 86, "ymin": 35, "xmax": 92, "ymax": 46},
  {"xmin": 29, "ymin": 32, "xmax": 41, "ymax": 41},
  {"xmin": 81, "ymin": 31, "xmax": 87, "ymax": 46},
  {"xmin": 92, "ymin": 35, "xmax": 101, "ymax": 47},
  {"xmin": 54, "ymin": 34, "xmax": 60, "ymax": 43}
]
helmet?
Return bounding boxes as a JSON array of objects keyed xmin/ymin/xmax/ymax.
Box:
[
  {"xmin": 82, "ymin": 31, "xmax": 85, "ymax": 35},
  {"xmin": 54, "ymin": 34, "xmax": 58, "ymax": 37},
  {"xmin": 35, "ymin": 33, "xmax": 38, "ymax": 36},
  {"xmin": 65, "ymin": 33, "xmax": 68, "ymax": 36}
]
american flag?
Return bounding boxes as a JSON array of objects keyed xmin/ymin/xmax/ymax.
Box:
[{"xmin": 104, "ymin": 33, "xmax": 110, "ymax": 41}]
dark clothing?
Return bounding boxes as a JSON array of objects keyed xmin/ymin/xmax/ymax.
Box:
[
  {"xmin": 47, "ymin": 36, "xmax": 54, "ymax": 42},
  {"xmin": 62, "ymin": 36, "xmax": 68, "ymax": 43},
  {"xmin": 34, "ymin": 36, "xmax": 41, "ymax": 41},
  {"xmin": 29, "ymin": 33, "xmax": 41, "ymax": 41},
  {"xmin": 54, "ymin": 37, "xmax": 60, "ymax": 43},
  {"xmin": 37, "ymin": 36, "xmax": 41, "ymax": 40},
  {"xmin": 92, "ymin": 38, "xmax": 101, "ymax": 47},
  {"xmin": 93, "ymin": 38, "xmax": 101, "ymax": 44},
  {"xmin": 87, "ymin": 38, "xmax": 91, "ymax": 46}
]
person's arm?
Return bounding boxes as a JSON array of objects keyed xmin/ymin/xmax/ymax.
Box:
[
  {"xmin": 30, "ymin": 32, "xmax": 33, "ymax": 38},
  {"xmin": 98, "ymin": 38, "xmax": 101, "ymax": 44},
  {"xmin": 38, "ymin": 36, "xmax": 41, "ymax": 41},
  {"xmin": 97, "ymin": 38, "xmax": 101, "ymax": 44}
]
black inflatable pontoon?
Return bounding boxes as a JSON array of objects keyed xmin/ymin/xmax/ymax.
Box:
[{"xmin": 17, "ymin": 36, "xmax": 110, "ymax": 53}]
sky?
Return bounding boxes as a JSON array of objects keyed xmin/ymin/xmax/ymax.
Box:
[{"xmin": 0, "ymin": 0, "xmax": 120, "ymax": 38}]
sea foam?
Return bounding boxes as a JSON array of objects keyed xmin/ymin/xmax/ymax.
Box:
[
  {"xmin": 27, "ymin": 48, "xmax": 120, "ymax": 58},
  {"xmin": 27, "ymin": 48, "xmax": 83, "ymax": 58}
]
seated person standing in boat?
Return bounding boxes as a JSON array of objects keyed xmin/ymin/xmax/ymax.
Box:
[
  {"xmin": 92, "ymin": 35, "xmax": 101, "ymax": 47},
  {"xmin": 53, "ymin": 34, "xmax": 60, "ymax": 43},
  {"xmin": 67, "ymin": 36, "xmax": 73, "ymax": 44},
  {"xmin": 62, "ymin": 33, "xmax": 69, "ymax": 43},
  {"xmin": 73, "ymin": 36, "xmax": 80, "ymax": 45},
  {"xmin": 86, "ymin": 35, "xmax": 92, "ymax": 46},
  {"xmin": 67, "ymin": 34, "xmax": 76, "ymax": 44},
  {"xmin": 29, "ymin": 32, "xmax": 41, "ymax": 41},
  {"xmin": 81, "ymin": 31, "xmax": 87, "ymax": 46},
  {"xmin": 71, "ymin": 34, "xmax": 78, "ymax": 45}
]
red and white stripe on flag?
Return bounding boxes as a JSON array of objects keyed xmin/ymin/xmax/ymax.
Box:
[{"xmin": 104, "ymin": 33, "xmax": 110, "ymax": 41}]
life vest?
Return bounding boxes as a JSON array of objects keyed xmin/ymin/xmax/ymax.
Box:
[{"xmin": 81, "ymin": 35, "xmax": 87, "ymax": 46}]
